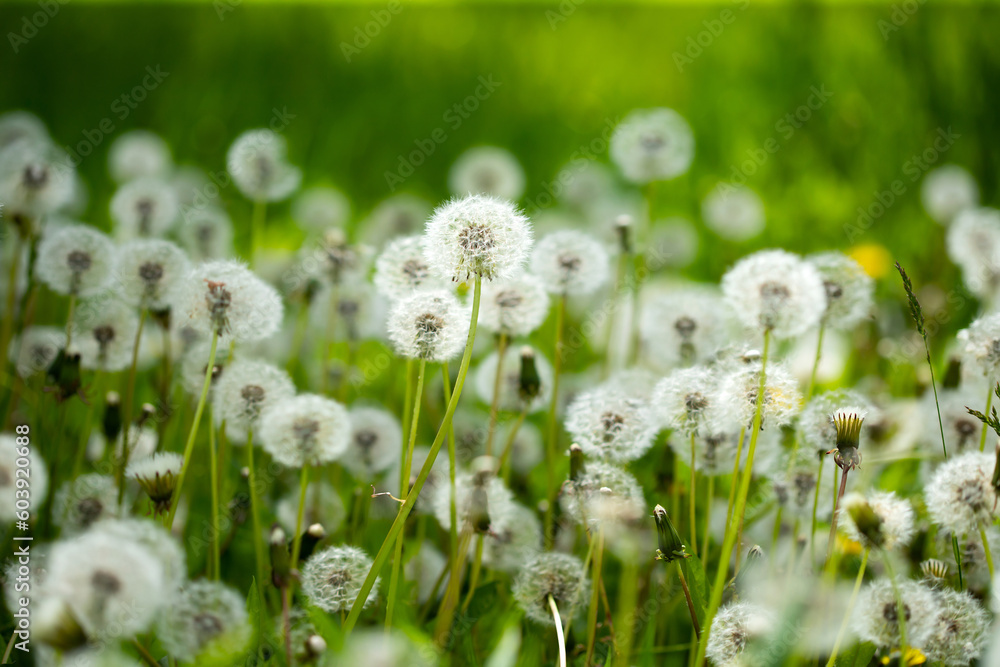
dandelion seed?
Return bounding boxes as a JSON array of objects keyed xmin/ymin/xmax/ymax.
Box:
[
  {"xmin": 853, "ymin": 579, "xmax": 935, "ymax": 650},
  {"xmin": 107, "ymin": 130, "xmax": 172, "ymax": 184},
  {"xmin": 176, "ymin": 206, "xmax": 234, "ymax": 261},
  {"xmin": 373, "ymin": 235, "xmax": 446, "ymax": 298},
  {"xmin": 174, "ymin": 260, "xmax": 284, "ymax": 342},
  {"xmin": 512, "ymin": 552, "xmax": 588, "ymax": 626},
  {"xmin": 0, "ymin": 138, "xmax": 75, "ymax": 220},
  {"xmin": 922, "ymin": 587, "xmax": 990, "ymax": 665},
  {"xmin": 292, "ymin": 185, "xmax": 351, "ymax": 233},
  {"xmin": 300, "ymin": 545, "xmax": 379, "ymax": 613},
  {"xmin": 702, "ymin": 183, "xmax": 765, "ymax": 241},
  {"xmin": 9, "ymin": 325, "xmax": 65, "ymax": 378},
  {"xmin": 110, "ymin": 176, "xmax": 180, "ymax": 239},
  {"xmin": 639, "ymin": 284, "xmax": 730, "ymax": 370},
  {"xmin": 423, "ymin": 194, "xmax": 532, "ymax": 282},
  {"xmin": 449, "ymin": 146, "xmax": 526, "ymax": 200},
  {"xmin": 840, "ymin": 491, "xmax": 915, "ymax": 551},
  {"xmin": 387, "ymin": 289, "xmax": 467, "ymax": 362},
  {"xmin": 0, "ymin": 433, "xmax": 47, "ymax": 521},
  {"xmin": 478, "ymin": 273, "xmax": 550, "ymax": 336},
  {"xmin": 922, "ymin": 165, "xmax": 979, "ymax": 225},
  {"xmin": 116, "ymin": 238, "xmax": 190, "ymax": 311},
  {"xmin": 35, "ymin": 224, "xmax": 115, "ymax": 297},
  {"xmin": 530, "ymin": 230, "xmax": 610, "ymax": 296},
  {"xmin": 157, "ymin": 580, "xmax": 251, "ymax": 662},
  {"xmin": 227, "ymin": 129, "xmax": 301, "ymax": 202},
  {"xmin": 71, "ymin": 296, "xmax": 139, "ymax": 372},
  {"xmin": 560, "ymin": 461, "xmax": 645, "ymax": 528},
  {"xmin": 475, "ymin": 345, "xmax": 553, "ymax": 413},
  {"xmin": 705, "ymin": 601, "xmax": 775, "ymax": 667},
  {"xmin": 610, "ymin": 107, "xmax": 694, "ymax": 184},
  {"xmin": 214, "ymin": 358, "xmax": 295, "ymax": 442},
  {"xmin": 259, "ymin": 394, "xmax": 351, "ymax": 467},
  {"xmin": 341, "ymin": 406, "xmax": 402, "ymax": 479},
  {"xmin": 807, "ymin": 252, "xmax": 874, "ymax": 329},
  {"xmin": 926, "ymin": 451, "xmax": 998, "ymax": 535}
]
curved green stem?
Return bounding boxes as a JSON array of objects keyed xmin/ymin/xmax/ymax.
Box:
[
  {"xmin": 209, "ymin": 402, "xmax": 220, "ymax": 579},
  {"xmin": 584, "ymin": 527, "xmax": 604, "ymax": 666},
  {"xmin": 689, "ymin": 431, "xmax": 698, "ymax": 557},
  {"xmin": 980, "ymin": 527, "xmax": 995, "ymax": 579},
  {"xmin": 810, "ymin": 454, "xmax": 825, "ymax": 567},
  {"xmin": 544, "ymin": 294, "xmax": 566, "ymax": 547}
]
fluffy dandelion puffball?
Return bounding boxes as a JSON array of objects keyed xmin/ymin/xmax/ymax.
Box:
[
  {"xmin": 71, "ymin": 296, "xmax": 140, "ymax": 372},
  {"xmin": 513, "ymin": 552, "xmax": 588, "ymax": 625},
  {"xmin": 35, "ymin": 223, "xmax": 116, "ymax": 297},
  {"xmin": 373, "ymin": 235, "xmax": 445, "ymax": 298},
  {"xmin": 651, "ymin": 365, "xmax": 720, "ymax": 436},
  {"xmin": 0, "ymin": 433, "xmax": 47, "ymax": 520},
  {"xmin": 852, "ymin": 579, "xmax": 935, "ymax": 651},
  {"xmin": 956, "ymin": 312, "xmax": 1000, "ymax": 380},
  {"xmin": 301, "ymin": 545, "xmax": 380, "ymax": 613},
  {"xmin": 387, "ymin": 289, "xmax": 467, "ymax": 362},
  {"xmin": 341, "ymin": 406, "xmax": 402, "ymax": 479},
  {"xmin": 639, "ymin": 285, "xmax": 731, "ymax": 371},
  {"xmin": 174, "ymin": 260, "xmax": 284, "ymax": 342},
  {"xmin": 477, "ymin": 273, "xmax": 550, "ymax": 336},
  {"xmin": 9, "ymin": 325, "xmax": 65, "ymax": 378},
  {"xmin": 705, "ymin": 601, "xmax": 775, "ymax": 667},
  {"xmin": 157, "ymin": 580, "xmax": 251, "ymax": 663},
  {"xmin": 176, "ymin": 206, "xmax": 234, "ymax": 262},
  {"xmin": 259, "ymin": 394, "xmax": 351, "ymax": 467},
  {"xmin": 530, "ymin": 230, "xmax": 610, "ymax": 296},
  {"xmin": 448, "ymin": 146, "xmax": 525, "ymax": 200},
  {"xmin": 565, "ymin": 386, "xmax": 657, "ymax": 462},
  {"xmin": 0, "ymin": 138, "xmax": 75, "ymax": 219},
  {"xmin": 227, "ymin": 128, "xmax": 301, "ymax": 202},
  {"xmin": 109, "ymin": 176, "xmax": 179, "ymax": 239},
  {"xmin": 701, "ymin": 183, "xmax": 765, "ymax": 241},
  {"xmin": 107, "ymin": 130, "xmax": 172, "ymax": 184},
  {"xmin": 923, "ymin": 587, "xmax": 990, "ymax": 665},
  {"xmin": 921, "ymin": 164, "xmax": 979, "ymax": 225},
  {"xmin": 807, "ymin": 251, "xmax": 874, "ymax": 329},
  {"xmin": 292, "ymin": 185, "xmax": 350, "ymax": 233},
  {"xmin": 116, "ymin": 238, "xmax": 190, "ymax": 311},
  {"xmin": 610, "ymin": 107, "xmax": 694, "ymax": 184},
  {"xmin": 214, "ymin": 358, "xmax": 295, "ymax": 442},
  {"xmin": 925, "ymin": 451, "xmax": 998, "ymax": 535}
]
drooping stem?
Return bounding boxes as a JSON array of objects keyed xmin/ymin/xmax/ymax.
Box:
[
  {"xmin": 825, "ymin": 548, "xmax": 869, "ymax": 667},
  {"xmin": 980, "ymin": 385, "xmax": 994, "ymax": 452},
  {"xmin": 548, "ymin": 594, "xmax": 567, "ymax": 667},
  {"xmin": 544, "ymin": 294, "xmax": 567, "ymax": 547},
  {"xmin": 584, "ymin": 526, "xmax": 605, "ymax": 667},
  {"xmin": 289, "ymin": 464, "xmax": 311, "ymax": 571},
  {"xmin": 806, "ymin": 322, "xmax": 825, "ymax": 401},
  {"xmin": 689, "ymin": 432, "xmax": 698, "ymax": 557},
  {"xmin": 696, "ymin": 329, "xmax": 770, "ymax": 667},
  {"xmin": 246, "ymin": 428, "xmax": 266, "ymax": 596},
  {"xmin": 342, "ymin": 276, "xmax": 482, "ymax": 635},
  {"xmin": 485, "ymin": 333, "xmax": 508, "ymax": 456},
  {"xmin": 118, "ymin": 308, "xmax": 147, "ymax": 506},
  {"xmin": 166, "ymin": 330, "xmax": 219, "ymax": 529}
]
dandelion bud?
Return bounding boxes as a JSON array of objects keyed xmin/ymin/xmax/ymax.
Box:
[
  {"xmin": 306, "ymin": 634, "xmax": 327, "ymax": 659},
  {"xmin": 569, "ymin": 443, "xmax": 585, "ymax": 482},
  {"xmin": 512, "ymin": 552, "xmax": 588, "ymax": 626},
  {"xmin": 992, "ymin": 442, "xmax": 1000, "ymax": 497},
  {"xmin": 943, "ymin": 356, "xmax": 962, "ymax": 389},
  {"xmin": 518, "ymin": 346, "xmax": 542, "ymax": 402},
  {"xmin": 832, "ymin": 407, "xmax": 866, "ymax": 471},
  {"xmin": 44, "ymin": 348, "xmax": 82, "ymax": 403},
  {"xmin": 127, "ymin": 452, "xmax": 183, "ymax": 515},
  {"xmin": 653, "ymin": 504, "xmax": 687, "ymax": 563},
  {"xmin": 843, "ymin": 494, "xmax": 883, "ymax": 548},
  {"xmin": 270, "ymin": 525, "xmax": 291, "ymax": 588},
  {"xmin": 614, "ymin": 214, "xmax": 633, "ymax": 254},
  {"xmin": 732, "ymin": 546, "xmax": 764, "ymax": 596},
  {"xmin": 298, "ymin": 523, "xmax": 326, "ymax": 563},
  {"xmin": 102, "ymin": 391, "xmax": 122, "ymax": 443},
  {"xmin": 300, "ymin": 545, "xmax": 379, "ymax": 613}
]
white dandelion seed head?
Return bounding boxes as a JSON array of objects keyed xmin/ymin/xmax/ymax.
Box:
[
  {"xmin": 565, "ymin": 387, "xmax": 657, "ymax": 462},
  {"xmin": 176, "ymin": 206, "xmax": 234, "ymax": 261},
  {"xmin": 0, "ymin": 138, "xmax": 75, "ymax": 219},
  {"xmin": 276, "ymin": 481, "xmax": 346, "ymax": 535},
  {"xmin": 406, "ymin": 545, "xmax": 448, "ymax": 605},
  {"xmin": 115, "ymin": 238, "xmax": 190, "ymax": 311},
  {"xmin": 560, "ymin": 461, "xmax": 645, "ymax": 529},
  {"xmin": 722, "ymin": 249, "xmax": 826, "ymax": 339},
  {"xmin": 610, "ymin": 107, "xmax": 695, "ymax": 184},
  {"xmin": 449, "ymin": 146, "xmax": 525, "ymax": 200},
  {"xmin": 387, "ymin": 289, "xmax": 467, "ymax": 362},
  {"xmin": 71, "ymin": 296, "xmax": 139, "ymax": 372},
  {"xmin": 691, "ymin": 430, "xmax": 744, "ymax": 477},
  {"xmin": 157, "ymin": 580, "xmax": 250, "ymax": 663},
  {"xmin": 799, "ymin": 389, "xmax": 877, "ymax": 454},
  {"xmin": 512, "ymin": 552, "xmax": 588, "ymax": 626},
  {"xmin": 174, "ymin": 260, "xmax": 284, "ymax": 342},
  {"xmin": 957, "ymin": 313, "xmax": 1000, "ymax": 381},
  {"xmin": 341, "ymin": 406, "xmax": 402, "ymax": 480},
  {"xmin": 647, "ymin": 217, "xmax": 700, "ymax": 269},
  {"xmin": 423, "ymin": 194, "xmax": 532, "ymax": 282},
  {"xmin": 9, "ymin": 325, "xmax": 64, "ymax": 378},
  {"xmin": 922, "ymin": 164, "xmax": 979, "ymax": 225},
  {"xmin": 432, "ymin": 470, "xmax": 517, "ymax": 534},
  {"xmin": 946, "ymin": 207, "xmax": 1000, "ymax": 302},
  {"xmin": 309, "ymin": 281, "xmax": 388, "ymax": 343},
  {"xmin": 474, "ymin": 345, "xmax": 553, "ymax": 414},
  {"xmin": 926, "ymin": 451, "xmax": 998, "ymax": 535},
  {"xmin": 840, "ymin": 491, "xmax": 915, "ymax": 551},
  {"xmin": 482, "ymin": 502, "xmax": 542, "ymax": 572},
  {"xmin": 701, "ymin": 183, "xmax": 765, "ymax": 242},
  {"xmin": 107, "ymin": 130, "xmax": 172, "ymax": 184},
  {"xmin": 214, "ymin": 358, "xmax": 295, "ymax": 442},
  {"xmin": 227, "ymin": 129, "xmax": 301, "ymax": 202},
  {"xmin": 771, "ymin": 457, "xmax": 838, "ymax": 519},
  {"xmin": 853, "ymin": 579, "xmax": 935, "ymax": 650},
  {"xmin": 90, "ymin": 518, "xmax": 186, "ymax": 590},
  {"xmin": 360, "ymin": 194, "xmax": 432, "ymax": 247},
  {"xmin": 0, "ymin": 433, "xmax": 47, "ymax": 521},
  {"xmin": 301, "ymin": 545, "xmax": 379, "ymax": 613},
  {"xmin": 0, "ymin": 110, "xmax": 48, "ymax": 149},
  {"xmin": 35, "ymin": 223, "xmax": 115, "ymax": 297},
  {"xmin": 54, "ymin": 474, "xmax": 120, "ymax": 534},
  {"xmin": 530, "ymin": 230, "xmax": 610, "ymax": 296},
  {"xmin": 373, "ymin": 235, "xmax": 447, "ymax": 299},
  {"xmin": 171, "ymin": 166, "xmax": 216, "ymax": 208},
  {"xmin": 807, "ymin": 252, "xmax": 874, "ymax": 329},
  {"xmin": 715, "ymin": 362, "xmax": 802, "ymax": 433},
  {"xmin": 923, "ymin": 588, "xmax": 990, "ymax": 665},
  {"xmin": 705, "ymin": 601, "xmax": 775, "ymax": 667},
  {"xmin": 292, "ymin": 185, "xmax": 350, "ymax": 233},
  {"xmin": 557, "ymin": 160, "xmax": 617, "ymax": 211},
  {"xmin": 110, "ymin": 176, "xmax": 179, "ymax": 239},
  {"xmin": 259, "ymin": 394, "xmax": 351, "ymax": 467},
  {"xmin": 652, "ymin": 365, "xmax": 720, "ymax": 436},
  {"xmin": 639, "ymin": 284, "xmax": 730, "ymax": 371},
  {"xmin": 477, "ymin": 273, "xmax": 550, "ymax": 336}
]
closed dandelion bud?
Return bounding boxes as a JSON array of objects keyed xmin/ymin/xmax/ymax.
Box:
[
  {"xmin": 610, "ymin": 108, "xmax": 694, "ymax": 184},
  {"xmin": 569, "ymin": 443, "xmax": 585, "ymax": 482},
  {"xmin": 270, "ymin": 525, "xmax": 291, "ymax": 587},
  {"xmin": 653, "ymin": 504, "xmax": 687, "ymax": 562},
  {"xmin": 478, "ymin": 274, "xmax": 550, "ymax": 336},
  {"xmin": 35, "ymin": 224, "xmax": 115, "ymax": 297},
  {"xmin": 842, "ymin": 493, "xmax": 883, "ymax": 548},
  {"xmin": 832, "ymin": 407, "xmax": 866, "ymax": 471},
  {"xmin": 9, "ymin": 325, "xmax": 64, "ymax": 378},
  {"xmin": 387, "ymin": 289, "xmax": 467, "ymax": 362},
  {"xmin": 299, "ymin": 523, "xmax": 326, "ymax": 563},
  {"xmin": 992, "ymin": 442, "xmax": 1000, "ymax": 497},
  {"xmin": 705, "ymin": 601, "xmax": 775, "ymax": 666},
  {"xmin": 177, "ymin": 206, "xmax": 234, "ymax": 261},
  {"xmin": 54, "ymin": 473, "xmax": 119, "ymax": 534},
  {"xmin": 721, "ymin": 249, "xmax": 826, "ymax": 339},
  {"xmin": 373, "ymin": 235, "xmax": 444, "ymax": 299},
  {"xmin": 214, "ymin": 358, "xmax": 295, "ymax": 443},
  {"xmin": 301, "ymin": 545, "xmax": 379, "ymax": 613},
  {"xmin": 449, "ymin": 146, "xmax": 525, "ymax": 200},
  {"xmin": 531, "ymin": 230, "xmax": 610, "ymax": 296},
  {"xmin": 943, "ymin": 357, "xmax": 962, "ymax": 389},
  {"xmin": 853, "ymin": 580, "xmax": 935, "ymax": 651},
  {"xmin": 922, "ymin": 164, "xmax": 979, "ymax": 225},
  {"xmin": 565, "ymin": 387, "xmax": 657, "ymax": 462},
  {"xmin": 259, "ymin": 394, "xmax": 351, "ymax": 468},
  {"xmin": 469, "ymin": 473, "xmax": 493, "ymax": 534},
  {"xmin": 102, "ymin": 391, "xmax": 122, "ymax": 443},
  {"xmin": 512, "ymin": 552, "xmax": 588, "ymax": 626},
  {"xmin": 227, "ymin": 129, "xmax": 301, "ymax": 202},
  {"xmin": 108, "ymin": 130, "xmax": 172, "ymax": 183},
  {"xmin": 44, "ymin": 348, "xmax": 82, "ymax": 402},
  {"xmin": 157, "ymin": 580, "xmax": 251, "ymax": 663},
  {"xmin": 615, "ymin": 214, "xmax": 633, "ymax": 254},
  {"xmin": 292, "ymin": 185, "xmax": 350, "ymax": 233},
  {"xmin": 110, "ymin": 176, "xmax": 179, "ymax": 239},
  {"xmin": 115, "ymin": 238, "xmax": 190, "ymax": 310},
  {"xmin": 519, "ymin": 345, "xmax": 542, "ymax": 403},
  {"xmin": 0, "ymin": 138, "xmax": 75, "ymax": 220},
  {"xmin": 423, "ymin": 194, "xmax": 532, "ymax": 282},
  {"xmin": 702, "ymin": 183, "xmax": 765, "ymax": 242},
  {"xmin": 127, "ymin": 452, "xmax": 183, "ymax": 515},
  {"xmin": 175, "ymin": 260, "xmax": 284, "ymax": 342},
  {"xmin": 306, "ymin": 634, "xmax": 327, "ymax": 660},
  {"xmin": 732, "ymin": 545, "xmax": 764, "ymax": 595},
  {"xmin": 808, "ymin": 252, "xmax": 874, "ymax": 330},
  {"xmin": 926, "ymin": 451, "xmax": 998, "ymax": 535}
]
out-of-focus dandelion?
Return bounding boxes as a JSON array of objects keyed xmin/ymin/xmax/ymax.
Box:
[
  {"xmin": 610, "ymin": 107, "xmax": 694, "ymax": 184},
  {"xmin": 449, "ymin": 146, "xmax": 525, "ymax": 200},
  {"xmin": 702, "ymin": 183, "xmax": 765, "ymax": 241}
]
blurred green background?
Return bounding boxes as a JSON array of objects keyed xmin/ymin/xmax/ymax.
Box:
[{"xmin": 2, "ymin": 2, "xmax": 999, "ymax": 286}]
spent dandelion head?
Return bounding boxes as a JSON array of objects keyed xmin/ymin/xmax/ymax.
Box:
[
  {"xmin": 227, "ymin": 128, "xmax": 301, "ymax": 202},
  {"xmin": 564, "ymin": 386, "xmax": 657, "ymax": 462},
  {"xmin": 610, "ymin": 107, "xmax": 695, "ymax": 184},
  {"xmin": 300, "ymin": 545, "xmax": 379, "ymax": 613},
  {"xmin": 157, "ymin": 580, "xmax": 251, "ymax": 663},
  {"xmin": 372, "ymin": 235, "xmax": 446, "ymax": 299},
  {"xmin": 512, "ymin": 552, "xmax": 588, "ymax": 626},
  {"xmin": 449, "ymin": 146, "xmax": 526, "ymax": 200},
  {"xmin": 807, "ymin": 251, "xmax": 875, "ymax": 329},
  {"xmin": 110, "ymin": 176, "xmax": 180, "ymax": 239},
  {"xmin": 478, "ymin": 273, "xmax": 550, "ymax": 336},
  {"xmin": 174, "ymin": 260, "xmax": 284, "ymax": 342},
  {"xmin": 387, "ymin": 289, "xmax": 467, "ymax": 362},
  {"xmin": 701, "ymin": 183, "xmax": 765, "ymax": 242},
  {"xmin": 35, "ymin": 223, "xmax": 115, "ymax": 298},
  {"xmin": 107, "ymin": 130, "xmax": 172, "ymax": 184},
  {"xmin": 341, "ymin": 406, "xmax": 402, "ymax": 480},
  {"xmin": 259, "ymin": 394, "xmax": 351, "ymax": 468},
  {"xmin": 116, "ymin": 238, "xmax": 190, "ymax": 311},
  {"xmin": 214, "ymin": 358, "xmax": 295, "ymax": 442},
  {"xmin": 530, "ymin": 230, "xmax": 610, "ymax": 296}
]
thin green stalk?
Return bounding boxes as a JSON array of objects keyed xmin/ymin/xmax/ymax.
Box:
[
  {"xmin": 980, "ymin": 385, "xmax": 994, "ymax": 452},
  {"xmin": 499, "ymin": 409, "xmax": 527, "ymax": 481},
  {"xmin": 485, "ymin": 333, "xmax": 508, "ymax": 456},
  {"xmin": 544, "ymin": 294, "xmax": 566, "ymax": 547},
  {"xmin": 0, "ymin": 233, "xmax": 24, "ymax": 377},
  {"xmin": 696, "ymin": 330, "xmax": 770, "ymax": 667},
  {"xmin": 810, "ymin": 454, "xmax": 825, "ymax": 567},
  {"xmin": 342, "ymin": 276, "xmax": 482, "ymax": 635},
  {"xmin": 442, "ymin": 364, "xmax": 459, "ymax": 575},
  {"xmin": 209, "ymin": 402, "xmax": 220, "ymax": 579},
  {"xmin": 118, "ymin": 308, "xmax": 147, "ymax": 506},
  {"xmin": 250, "ymin": 199, "xmax": 266, "ymax": 267},
  {"xmin": 71, "ymin": 371, "xmax": 104, "ymax": 480},
  {"xmin": 289, "ymin": 464, "xmax": 311, "ymax": 571},
  {"xmin": 585, "ymin": 527, "xmax": 605, "ymax": 666},
  {"xmin": 826, "ymin": 548, "xmax": 869, "ymax": 667},
  {"xmin": 701, "ymin": 475, "xmax": 714, "ymax": 559},
  {"xmin": 953, "ymin": 535, "xmax": 966, "ymax": 589},
  {"xmin": 826, "ymin": 466, "xmax": 851, "ymax": 564},
  {"xmin": 548, "ymin": 594, "xmax": 567, "ymax": 667},
  {"xmin": 461, "ymin": 534, "xmax": 484, "ymax": 613},
  {"xmin": 167, "ymin": 330, "xmax": 219, "ymax": 529},
  {"xmin": 689, "ymin": 432, "xmax": 698, "ymax": 557},
  {"xmin": 806, "ymin": 322, "xmax": 825, "ymax": 401},
  {"xmin": 883, "ymin": 553, "xmax": 908, "ymax": 660},
  {"xmin": 64, "ymin": 293, "xmax": 77, "ymax": 349},
  {"xmin": 676, "ymin": 562, "xmax": 701, "ymax": 638},
  {"xmin": 980, "ymin": 527, "xmax": 995, "ymax": 579},
  {"xmin": 723, "ymin": 429, "xmax": 746, "ymax": 530},
  {"xmin": 246, "ymin": 428, "xmax": 266, "ymax": 597}
]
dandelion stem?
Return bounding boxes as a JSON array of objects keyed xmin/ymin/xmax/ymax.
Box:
[
  {"xmin": 825, "ymin": 548, "xmax": 869, "ymax": 667},
  {"xmin": 209, "ymin": 402, "xmax": 221, "ymax": 579},
  {"xmin": 548, "ymin": 594, "xmax": 567, "ymax": 667},
  {"xmin": 461, "ymin": 534, "xmax": 484, "ymax": 613},
  {"xmin": 0, "ymin": 233, "xmax": 24, "ymax": 381},
  {"xmin": 63, "ymin": 293, "xmax": 77, "ymax": 349},
  {"xmin": 499, "ymin": 409, "xmax": 527, "ymax": 481},
  {"xmin": 696, "ymin": 329, "xmax": 769, "ymax": 667},
  {"xmin": 442, "ymin": 363, "xmax": 459, "ymax": 578},
  {"xmin": 882, "ymin": 551, "xmax": 908, "ymax": 660},
  {"xmin": 290, "ymin": 463, "xmax": 311, "ymax": 571},
  {"xmin": 810, "ymin": 453, "xmax": 825, "ymax": 567},
  {"xmin": 723, "ymin": 428, "xmax": 746, "ymax": 530},
  {"xmin": 166, "ymin": 330, "xmax": 219, "ymax": 530},
  {"xmin": 676, "ymin": 561, "xmax": 701, "ymax": 638},
  {"xmin": 118, "ymin": 308, "xmax": 147, "ymax": 507},
  {"xmin": 701, "ymin": 475, "xmax": 714, "ymax": 558},
  {"xmin": 342, "ymin": 276, "xmax": 482, "ymax": 635},
  {"xmin": 689, "ymin": 431, "xmax": 698, "ymax": 557},
  {"xmin": 826, "ymin": 466, "xmax": 850, "ymax": 564},
  {"xmin": 246, "ymin": 427, "xmax": 266, "ymax": 598},
  {"xmin": 980, "ymin": 385, "xmax": 994, "ymax": 452},
  {"xmin": 545, "ymin": 293, "xmax": 566, "ymax": 548},
  {"xmin": 585, "ymin": 526, "xmax": 605, "ymax": 667},
  {"xmin": 806, "ymin": 322, "xmax": 825, "ymax": 400},
  {"xmin": 980, "ymin": 527, "xmax": 995, "ymax": 579},
  {"xmin": 250, "ymin": 199, "xmax": 266, "ymax": 268},
  {"xmin": 485, "ymin": 333, "xmax": 508, "ymax": 456}
]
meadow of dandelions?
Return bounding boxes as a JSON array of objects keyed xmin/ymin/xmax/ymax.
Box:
[{"xmin": 1, "ymin": 104, "xmax": 999, "ymax": 667}]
